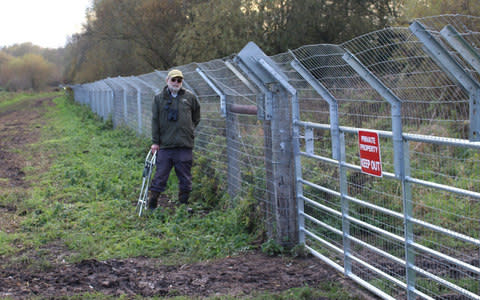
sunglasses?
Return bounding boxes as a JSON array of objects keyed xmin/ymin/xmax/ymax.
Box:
[{"xmin": 170, "ymin": 77, "xmax": 183, "ymax": 83}]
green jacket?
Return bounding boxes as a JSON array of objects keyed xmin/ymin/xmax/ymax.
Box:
[{"xmin": 152, "ymin": 86, "xmax": 201, "ymax": 149}]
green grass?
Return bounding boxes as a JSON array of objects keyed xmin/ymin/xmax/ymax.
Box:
[
  {"xmin": 0, "ymin": 91, "xmax": 59, "ymax": 111},
  {"xmin": 213, "ymin": 283, "xmax": 366, "ymax": 299},
  {"xmin": 2, "ymin": 95, "xmax": 255, "ymax": 264},
  {"xmin": 17, "ymin": 282, "xmax": 362, "ymax": 300}
]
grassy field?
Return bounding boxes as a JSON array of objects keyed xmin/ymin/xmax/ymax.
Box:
[
  {"xmin": 0, "ymin": 92, "xmax": 367, "ymax": 299},
  {"xmin": 1, "ymin": 92, "xmax": 255, "ymax": 263}
]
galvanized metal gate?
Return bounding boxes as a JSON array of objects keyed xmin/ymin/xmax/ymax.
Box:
[{"xmin": 280, "ymin": 17, "xmax": 480, "ymax": 299}]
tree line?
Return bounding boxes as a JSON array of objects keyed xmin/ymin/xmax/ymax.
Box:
[
  {"xmin": 64, "ymin": 0, "xmax": 403, "ymax": 83},
  {"xmin": 0, "ymin": 43, "xmax": 64, "ymax": 91},
  {"xmin": 1, "ymin": 0, "xmax": 479, "ymax": 91}
]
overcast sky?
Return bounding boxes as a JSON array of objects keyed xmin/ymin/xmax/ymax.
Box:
[{"xmin": 0, "ymin": 0, "xmax": 92, "ymax": 49}]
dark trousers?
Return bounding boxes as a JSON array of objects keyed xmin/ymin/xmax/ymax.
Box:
[{"xmin": 150, "ymin": 148, "xmax": 193, "ymax": 193}]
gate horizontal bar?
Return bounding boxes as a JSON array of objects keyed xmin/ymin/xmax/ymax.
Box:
[
  {"xmin": 295, "ymin": 120, "xmax": 480, "ymax": 149},
  {"xmin": 406, "ymin": 176, "xmax": 480, "ymax": 199},
  {"xmin": 410, "ymin": 217, "xmax": 480, "ymax": 247},
  {"xmin": 412, "ymin": 241, "xmax": 480, "ymax": 275},
  {"xmin": 305, "ymin": 243, "xmax": 402, "ymax": 300},
  {"xmin": 304, "ymin": 229, "xmax": 433, "ymax": 300},
  {"xmin": 300, "ymin": 161, "xmax": 480, "ymax": 245},
  {"xmin": 306, "ymin": 225, "xmax": 458, "ymax": 300},
  {"xmin": 302, "ymin": 194, "xmax": 405, "ymax": 243},
  {"xmin": 413, "ymin": 265, "xmax": 480, "ymax": 300},
  {"xmin": 299, "ymin": 151, "xmax": 397, "ymax": 179},
  {"xmin": 303, "ymin": 193, "xmax": 480, "ymax": 274},
  {"xmin": 303, "ymin": 244, "xmax": 344, "ymax": 273},
  {"xmin": 302, "ymin": 212, "xmax": 405, "ymax": 266}
]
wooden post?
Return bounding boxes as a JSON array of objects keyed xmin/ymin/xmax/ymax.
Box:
[
  {"xmin": 225, "ymin": 96, "xmax": 242, "ymax": 202},
  {"xmin": 269, "ymin": 83, "xmax": 297, "ymax": 247},
  {"xmin": 263, "ymin": 93, "xmax": 275, "ymax": 239},
  {"xmin": 235, "ymin": 42, "xmax": 298, "ymax": 247}
]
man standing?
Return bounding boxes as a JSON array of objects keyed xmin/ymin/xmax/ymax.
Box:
[{"xmin": 149, "ymin": 69, "xmax": 201, "ymax": 210}]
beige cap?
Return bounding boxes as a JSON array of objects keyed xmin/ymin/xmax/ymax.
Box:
[{"xmin": 167, "ymin": 69, "xmax": 183, "ymax": 79}]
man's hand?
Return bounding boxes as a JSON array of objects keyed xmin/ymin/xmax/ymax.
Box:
[{"xmin": 151, "ymin": 144, "xmax": 160, "ymax": 153}]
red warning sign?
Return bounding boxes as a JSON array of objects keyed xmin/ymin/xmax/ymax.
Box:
[{"xmin": 358, "ymin": 130, "xmax": 382, "ymax": 177}]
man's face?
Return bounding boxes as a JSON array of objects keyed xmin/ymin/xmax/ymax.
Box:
[{"xmin": 167, "ymin": 76, "xmax": 183, "ymax": 93}]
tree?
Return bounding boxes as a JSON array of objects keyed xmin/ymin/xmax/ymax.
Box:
[
  {"xmin": 174, "ymin": 0, "xmax": 264, "ymax": 63},
  {"xmin": 174, "ymin": 0, "xmax": 400, "ymax": 58},
  {"xmin": 402, "ymin": 0, "xmax": 480, "ymax": 20},
  {"xmin": 0, "ymin": 51, "xmax": 14, "ymax": 89},
  {"xmin": 264, "ymin": 0, "xmax": 399, "ymax": 52},
  {"xmin": 2, "ymin": 43, "xmax": 42, "ymax": 57},
  {"xmin": 64, "ymin": 0, "xmax": 401, "ymax": 83},
  {"xmin": 63, "ymin": 31, "xmax": 150, "ymax": 83},
  {"xmin": 0, "ymin": 54, "xmax": 56, "ymax": 91},
  {"xmin": 1, "ymin": 43, "xmax": 65, "ymax": 88},
  {"xmin": 65, "ymin": 0, "xmax": 199, "ymax": 82}
]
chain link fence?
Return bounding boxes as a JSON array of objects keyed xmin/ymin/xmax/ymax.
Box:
[{"xmin": 71, "ymin": 14, "xmax": 480, "ymax": 299}]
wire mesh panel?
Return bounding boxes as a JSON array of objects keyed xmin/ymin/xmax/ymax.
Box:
[
  {"xmin": 339, "ymin": 24, "xmax": 480, "ymax": 299},
  {"xmin": 181, "ymin": 63, "xmax": 231, "ymax": 210},
  {"xmin": 137, "ymin": 72, "xmax": 164, "ymax": 92},
  {"xmin": 104, "ymin": 78, "xmax": 127, "ymax": 128},
  {"xmin": 195, "ymin": 59, "xmax": 274, "ymax": 228},
  {"xmin": 343, "ymin": 27, "xmax": 471, "ymax": 140}
]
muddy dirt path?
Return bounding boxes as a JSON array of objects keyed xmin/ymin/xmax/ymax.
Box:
[{"xmin": 0, "ymin": 96, "xmax": 376, "ymax": 299}]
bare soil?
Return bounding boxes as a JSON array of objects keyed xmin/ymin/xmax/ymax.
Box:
[{"xmin": 0, "ymin": 96, "xmax": 377, "ymax": 299}]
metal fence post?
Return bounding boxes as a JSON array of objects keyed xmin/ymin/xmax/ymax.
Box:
[
  {"xmin": 96, "ymin": 83, "xmax": 102, "ymax": 117},
  {"xmin": 89, "ymin": 84, "xmax": 96, "ymax": 114},
  {"xmin": 93, "ymin": 84, "xmax": 99, "ymax": 115},
  {"xmin": 440, "ymin": 24, "xmax": 480, "ymax": 75},
  {"xmin": 342, "ymin": 51, "xmax": 415, "ymax": 299},
  {"xmin": 87, "ymin": 86, "xmax": 92, "ymax": 108},
  {"xmin": 338, "ymin": 131, "xmax": 351, "ymax": 276},
  {"xmin": 402, "ymin": 139, "xmax": 414, "ymax": 299},
  {"xmin": 119, "ymin": 78, "xmax": 128, "ymax": 126},
  {"xmin": 101, "ymin": 85, "xmax": 106, "ymax": 119},
  {"xmin": 196, "ymin": 68, "xmax": 226, "ymax": 117},
  {"xmin": 107, "ymin": 86, "xmax": 113, "ymax": 120},
  {"xmin": 440, "ymin": 24, "xmax": 480, "ymax": 142},
  {"xmin": 106, "ymin": 77, "xmax": 129, "ymax": 127}
]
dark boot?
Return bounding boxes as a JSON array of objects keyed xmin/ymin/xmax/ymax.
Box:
[
  {"xmin": 178, "ymin": 190, "xmax": 193, "ymax": 213},
  {"xmin": 148, "ymin": 191, "xmax": 159, "ymax": 210},
  {"xmin": 178, "ymin": 190, "xmax": 190, "ymax": 204},
  {"xmin": 158, "ymin": 193, "xmax": 170, "ymax": 207}
]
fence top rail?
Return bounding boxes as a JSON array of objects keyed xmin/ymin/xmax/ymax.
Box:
[{"xmin": 295, "ymin": 120, "xmax": 480, "ymax": 149}]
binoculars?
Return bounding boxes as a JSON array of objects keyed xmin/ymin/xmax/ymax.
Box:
[
  {"xmin": 164, "ymin": 99, "xmax": 178, "ymax": 122},
  {"xmin": 167, "ymin": 108, "xmax": 178, "ymax": 121}
]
